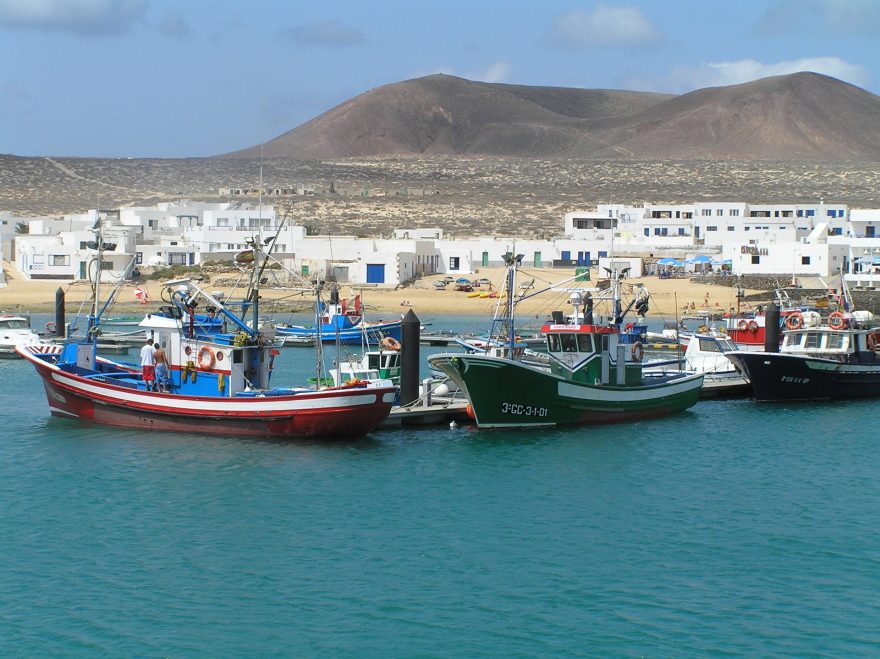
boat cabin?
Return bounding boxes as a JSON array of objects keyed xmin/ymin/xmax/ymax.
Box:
[
  {"xmin": 685, "ymin": 334, "xmax": 739, "ymax": 374},
  {"xmin": 781, "ymin": 328, "xmax": 873, "ymax": 356},
  {"xmin": 542, "ymin": 323, "xmax": 643, "ymax": 386},
  {"xmin": 331, "ymin": 349, "xmax": 401, "ymax": 386},
  {"xmin": 0, "ymin": 316, "xmax": 31, "ymax": 331}
]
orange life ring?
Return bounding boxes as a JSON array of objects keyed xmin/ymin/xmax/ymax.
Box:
[
  {"xmin": 631, "ymin": 342, "xmax": 644, "ymax": 361},
  {"xmin": 785, "ymin": 313, "xmax": 804, "ymax": 330},
  {"xmin": 197, "ymin": 346, "xmax": 215, "ymax": 370},
  {"xmin": 737, "ymin": 319, "xmax": 748, "ymax": 331},
  {"xmin": 828, "ymin": 311, "xmax": 847, "ymax": 330},
  {"xmin": 868, "ymin": 333, "xmax": 879, "ymax": 350},
  {"xmin": 381, "ymin": 336, "xmax": 401, "ymax": 351}
]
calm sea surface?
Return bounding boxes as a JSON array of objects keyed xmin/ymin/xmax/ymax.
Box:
[{"xmin": 2, "ymin": 314, "xmax": 879, "ymax": 656}]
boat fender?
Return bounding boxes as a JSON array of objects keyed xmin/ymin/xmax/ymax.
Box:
[
  {"xmin": 748, "ymin": 320, "xmax": 759, "ymax": 333},
  {"xmin": 184, "ymin": 360, "xmax": 197, "ymax": 383},
  {"xmin": 197, "ymin": 346, "xmax": 215, "ymax": 370},
  {"xmin": 381, "ymin": 336, "xmax": 401, "ymax": 351},
  {"xmin": 631, "ymin": 342, "xmax": 644, "ymax": 361},
  {"xmin": 785, "ymin": 313, "xmax": 804, "ymax": 330},
  {"xmin": 829, "ymin": 311, "xmax": 847, "ymax": 330},
  {"xmin": 218, "ymin": 372, "xmax": 226, "ymax": 393}
]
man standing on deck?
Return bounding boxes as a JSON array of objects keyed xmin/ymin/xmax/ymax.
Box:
[
  {"xmin": 140, "ymin": 337, "xmax": 156, "ymax": 392},
  {"xmin": 153, "ymin": 342, "xmax": 169, "ymax": 393}
]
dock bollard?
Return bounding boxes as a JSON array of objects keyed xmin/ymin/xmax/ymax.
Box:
[
  {"xmin": 399, "ymin": 309, "xmax": 421, "ymax": 407},
  {"xmin": 55, "ymin": 287, "xmax": 66, "ymax": 338},
  {"xmin": 422, "ymin": 378, "xmax": 432, "ymax": 408},
  {"xmin": 764, "ymin": 303, "xmax": 780, "ymax": 352}
]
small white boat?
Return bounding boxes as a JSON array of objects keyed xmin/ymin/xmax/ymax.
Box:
[
  {"xmin": 0, "ymin": 314, "xmax": 51, "ymax": 358},
  {"xmin": 645, "ymin": 330, "xmax": 750, "ymax": 398}
]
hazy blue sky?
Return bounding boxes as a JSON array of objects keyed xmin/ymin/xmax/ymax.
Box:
[{"xmin": 2, "ymin": 0, "xmax": 879, "ymax": 158}]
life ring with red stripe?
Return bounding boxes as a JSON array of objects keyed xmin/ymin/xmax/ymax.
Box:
[
  {"xmin": 785, "ymin": 313, "xmax": 804, "ymax": 330},
  {"xmin": 867, "ymin": 333, "xmax": 879, "ymax": 351},
  {"xmin": 197, "ymin": 346, "xmax": 215, "ymax": 370},
  {"xmin": 381, "ymin": 336, "xmax": 401, "ymax": 351},
  {"xmin": 747, "ymin": 320, "xmax": 759, "ymax": 333},
  {"xmin": 737, "ymin": 319, "xmax": 748, "ymax": 331},
  {"xmin": 631, "ymin": 342, "xmax": 644, "ymax": 361},
  {"xmin": 828, "ymin": 311, "xmax": 847, "ymax": 330}
]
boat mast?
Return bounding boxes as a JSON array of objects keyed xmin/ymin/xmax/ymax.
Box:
[{"xmin": 503, "ymin": 251, "xmax": 523, "ymax": 348}]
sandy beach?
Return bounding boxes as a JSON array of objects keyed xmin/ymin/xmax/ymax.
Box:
[{"xmin": 1, "ymin": 262, "xmax": 763, "ymax": 324}]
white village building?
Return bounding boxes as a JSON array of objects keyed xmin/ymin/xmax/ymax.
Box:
[{"xmin": 5, "ymin": 199, "xmax": 880, "ymax": 290}]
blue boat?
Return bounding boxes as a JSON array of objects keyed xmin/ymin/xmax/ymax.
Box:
[{"xmin": 275, "ymin": 290, "xmax": 402, "ymax": 345}]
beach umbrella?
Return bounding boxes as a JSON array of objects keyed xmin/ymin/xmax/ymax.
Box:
[
  {"xmin": 657, "ymin": 257, "xmax": 684, "ymax": 266},
  {"xmin": 686, "ymin": 255, "xmax": 712, "ymax": 264}
]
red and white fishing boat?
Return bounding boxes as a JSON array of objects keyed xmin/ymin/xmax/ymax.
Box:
[{"xmin": 18, "ymin": 231, "xmax": 394, "ymax": 439}]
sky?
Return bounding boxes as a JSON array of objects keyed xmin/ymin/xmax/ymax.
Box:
[{"xmin": 1, "ymin": 0, "xmax": 879, "ymax": 158}]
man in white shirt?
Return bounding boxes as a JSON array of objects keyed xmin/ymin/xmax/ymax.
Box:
[{"xmin": 140, "ymin": 337, "xmax": 156, "ymax": 392}]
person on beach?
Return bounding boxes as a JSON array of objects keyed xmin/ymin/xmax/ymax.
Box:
[
  {"xmin": 153, "ymin": 342, "xmax": 169, "ymax": 392},
  {"xmin": 140, "ymin": 337, "xmax": 156, "ymax": 392}
]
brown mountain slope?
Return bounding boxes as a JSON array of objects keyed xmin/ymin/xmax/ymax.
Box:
[
  {"xmin": 226, "ymin": 74, "xmax": 673, "ymax": 159},
  {"xmin": 223, "ymin": 72, "xmax": 880, "ymax": 161},
  {"xmin": 607, "ymin": 72, "xmax": 880, "ymax": 159}
]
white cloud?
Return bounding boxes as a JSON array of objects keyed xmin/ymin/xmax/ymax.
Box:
[
  {"xmin": 276, "ymin": 19, "xmax": 366, "ymax": 47},
  {"xmin": 466, "ymin": 62, "xmax": 512, "ymax": 84},
  {"xmin": 414, "ymin": 62, "xmax": 512, "ymax": 84},
  {"xmin": 156, "ymin": 8, "xmax": 191, "ymax": 38},
  {"xmin": 0, "ymin": 0, "xmax": 148, "ymax": 35},
  {"xmin": 548, "ymin": 5, "xmax": 661, "ymax": 48},
  {"xmin": 758, "ymin": 0, "xmax": 880, "ymax": 38},
  {"xmin": 630, "ymin": 57, "xmax": 870, "ymax": 93}
]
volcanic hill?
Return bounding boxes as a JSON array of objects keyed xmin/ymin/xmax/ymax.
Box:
[{"xmin": 226, "ymin": 72, "xmax": 880, "ymax": 161}]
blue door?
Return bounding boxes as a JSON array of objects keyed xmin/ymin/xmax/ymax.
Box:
[
  {"xmin": 561, "ymin": 250, "xmax": 571, "ymax": 261},
  {"xmin": 577, "ymin": 251, "xmax": 590, "ymax": 266},
  {"xmin": 366, "ymin": 264, "xmax": 385, "ymax": 284}
]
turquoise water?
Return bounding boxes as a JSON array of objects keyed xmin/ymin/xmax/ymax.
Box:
[{"xmin": 2, "ymin": 315, "xmax": 880, "ymax": 656}]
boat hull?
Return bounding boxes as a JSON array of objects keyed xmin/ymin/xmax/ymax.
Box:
[
  {"xmin": 24, "ymin": 352, "xmax": 395, "ymax": 439},
  {"xmin": 429, "ymin": 353, "xmax": 703, "ymax": 428},
  {"xmin": 726, "ymin": 351, "xmax": 880, "ymax": 402}
]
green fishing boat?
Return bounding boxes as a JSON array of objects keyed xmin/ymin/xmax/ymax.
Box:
[{"xmin": 428, "ymin": 254, "xmax": 703, "ymax": 428}]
